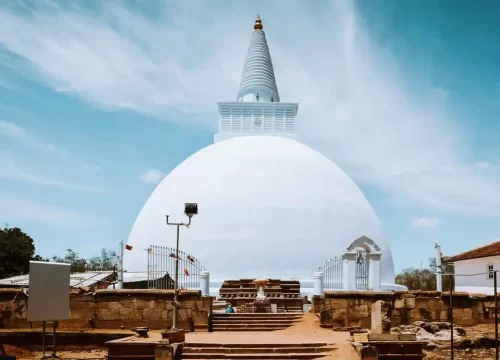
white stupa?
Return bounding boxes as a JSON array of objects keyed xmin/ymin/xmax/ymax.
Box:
[{"xmin": 124, "ymin": 17, "xmax": 399, "ymax": 289}]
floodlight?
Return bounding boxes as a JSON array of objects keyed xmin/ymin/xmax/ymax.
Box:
[{"xmin": 184, "ymin": 203, "xmax": 198, "ymax": 217}]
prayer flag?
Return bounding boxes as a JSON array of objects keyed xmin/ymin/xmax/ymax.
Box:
[
  {"xmin": 184, "ymin": 268, "xmax": 190, "ymax": 276},
  {"xmin": 187, "ymin": 255, "xmax": 195, "ymax": 263},
  {"xmin": 125, "ymin": 245, "xmax": 133, "ymax": 251}
]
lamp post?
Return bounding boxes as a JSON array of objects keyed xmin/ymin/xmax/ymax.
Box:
[{"xmin": 166, "ymin": 203, "xmax": 198, "ymax": 330}]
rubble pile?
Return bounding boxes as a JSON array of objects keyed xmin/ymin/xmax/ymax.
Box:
[{"xmin": 391, "ymin": 321, "xmax": 499, "ymax": 351}]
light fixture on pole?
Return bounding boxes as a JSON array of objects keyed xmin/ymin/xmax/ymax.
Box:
[{"xmin": 166, "ymin": 203, "xmax": 198, "ymax": 331}]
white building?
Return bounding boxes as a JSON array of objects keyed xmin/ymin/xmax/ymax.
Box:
[
  {"xmin": 124, "ymin": 16, "xmax": 402, "ymax": 290},
  {"xmin": 445, "ymin": 240, "xmax": 500, "ymax": 295}
]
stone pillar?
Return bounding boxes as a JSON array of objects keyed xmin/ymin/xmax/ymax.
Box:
[
  {"xmin": 200, "ymin": 270, "xmax": 210, "ymax": 297},
  {"xmin": 155, "ymin": 344, "xmax": 173, "ymax": 360},
  {"xmin": 313, "ymin": 271, "xmax": 324, "ymax": 296},
  {"xmin": 368, "ymin": 252, "xmax": 382, "ymax": 291},
  {"xmin": 371, "ymin": 300, "xmax": 391, "ymax": 334},
  {"xmin": 342, "ymin": 251, "xmax": 357, "ymax": 290},
  {"xmin": 360, "ymin": 346, "xmax": 379, "ymax": 360}
]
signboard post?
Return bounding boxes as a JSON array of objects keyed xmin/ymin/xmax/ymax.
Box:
[{"xmin": 28, "ymin": 261, "xmax": 71, "ymax": 359}]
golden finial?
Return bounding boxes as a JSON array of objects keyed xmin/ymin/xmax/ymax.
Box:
[{"xmin": 254, "ymin": 15, "xmax": 263, "ymax": 30}]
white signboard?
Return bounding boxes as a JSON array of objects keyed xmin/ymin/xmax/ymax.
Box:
[{"xmin": 28, "ymin": 261, "xmax": 71, "ymax": 322}]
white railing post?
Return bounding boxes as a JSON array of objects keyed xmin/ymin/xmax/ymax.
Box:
[
  {"xmin": 342, "ymin": 251, "xmax": 358, "ymax": 290},
  {"xmin": 200, "ymin": 270, "xmax": 210, "ymax": 296},
  {"xmin": 368, "ymin": 252, "xmax": 382, "ymax": 291},
  {"xmin": 313, "ymin": 271, "xmax": 324, "ymax": 296}
]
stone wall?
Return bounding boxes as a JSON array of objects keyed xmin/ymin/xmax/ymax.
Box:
[
  {"xmin": 0, "ymin": 288, "xmax": 213, "ymax": 331},
  {"xmin": 312, "ymin": 290, "xmax": 498, "ymax": 329}
]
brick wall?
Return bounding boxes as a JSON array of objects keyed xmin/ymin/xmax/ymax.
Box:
[
  {"xmin": 0, "ymin": 288, "xmax": 213, "ymax": 331},
  {"xmin": 312, "ymin": 290, "xmax": 497, "ymax": 329}
]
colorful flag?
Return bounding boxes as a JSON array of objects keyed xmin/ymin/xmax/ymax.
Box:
[
  {"xmin": 187, "ymin": 255, "xmax": 195, "ymax": 263},
  {"xmin": 184, "ymin": 268, "xmax": 190, "ymax": 276},
  {"xmin": 147, "ymin": 248, "xmax": 152, "ymax": 254},
  {"xmin": 125, "ymin": 244, "xmax": 133, "ymax": 251},
  {"xmin": 169, "ymin": 253, "xmax": 179, "ymax": 259}
]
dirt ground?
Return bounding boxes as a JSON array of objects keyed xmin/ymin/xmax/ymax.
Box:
[
  {"xmin": 425, "ymin": 348, "xmax": 496, "ymax": 360},
  {"xmin": 3, "ymin": 319, "xmax": 500, "ymax": 360},
  {"xmin": 3, "ymin": 345, "xmax": 107, "ymax": 360}
]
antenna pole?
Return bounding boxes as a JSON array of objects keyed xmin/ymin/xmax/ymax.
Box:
[
  {"xmin": 495, "ymin": 270, "xmax": 498, "ymax": 360},
  {"xmin": 435, "ymin": 243, "xmax": 442, "ymax": 292},
  {"xmin": 119, "ymin": 240, "xmax": 124, "ymax": 289}
]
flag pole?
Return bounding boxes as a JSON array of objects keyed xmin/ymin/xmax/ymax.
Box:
[{"xmin": 119, "ymin": 240, "xmax": 124, "ymax": 289}]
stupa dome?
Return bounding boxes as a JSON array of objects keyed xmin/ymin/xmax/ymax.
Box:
[{"xmin": 124, "ymin": 136, "xmax": 396, "ymax": 285}]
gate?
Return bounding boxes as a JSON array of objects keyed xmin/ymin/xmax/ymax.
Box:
[
  {"xmin": 355, "ymin": 250, "xmax": 369, "ymax": 290},
  {"xmin": 320, "ymin": 257, "xmax": 343, "ymax": 290},
  {"xmin": 147, "ymin": 245, "xmax": 203, "ymax": 290}
]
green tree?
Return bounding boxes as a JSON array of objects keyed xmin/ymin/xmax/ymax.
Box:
[
  {"xmin": 86, "ymin": 249, "xmax": 118, "ymax": 271},
  {"xmin": 52, "ymin": 248, "xmax": 118, "ymax": 273},
  {"xmin": 396, "ymin": 258, "xmax": 454, "ymax": 291},
  {"xmin": 0, "ymin": 227, "xmax": 37, "ymax": 278},
  {"xmin": 52, "ymin": 249, "xmax": 87, "ymax": 273}
]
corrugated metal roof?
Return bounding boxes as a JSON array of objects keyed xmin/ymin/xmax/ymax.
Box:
[
  {"xmin": 0, "ymin": 271, "xmax": 115, "ymax": 287},
  {"xmin": 0, "ymin": 271, "xmax": 169, "ymax": 288}
]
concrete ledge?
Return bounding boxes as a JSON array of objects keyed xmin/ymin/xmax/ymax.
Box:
[
  {"xmin": 323, "ymin": 291, "xmax": 395, "ymax": 298},
  {"xmin": 95, "ymin": 289, "xmax": 201, "ymax": 296}
]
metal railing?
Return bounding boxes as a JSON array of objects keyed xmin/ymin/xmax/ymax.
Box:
[{"xmin": 146, "ymin": 245, "xmax": 203, "ymax": 290}]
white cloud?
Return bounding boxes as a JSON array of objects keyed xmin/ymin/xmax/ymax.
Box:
[
  {"xmin": 0, "ymin": 151, "xmax": 101, "ymax": 193},
  {"xmin": 139, "ymin": 169, "xmax": 165, "ymax": 184},
  {"xmin": 0, "ymin": 0, "xmax": 499, "ymax": 216},
  {"xmin": 0, "ymin": 120, "xmax": 65, "ymax": 155},
  {"xmin": 410, "ymin": 217, "xmax": 440, "ymax": 229}
]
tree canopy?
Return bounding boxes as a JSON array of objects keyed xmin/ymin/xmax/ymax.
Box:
[
  {"xmin": 396, "ymin": 258, "xmax": 454, "ymax": 291},
  {"xmin": 0, "ymin": 227, "xmax": 37, "ymax": 279},
  {"xmin": 0, "ymin": 225, "xmax": 118, "ymax": 278},
  {"xmin": 52, "ymin": 248, "xmax": 118, "ymax": 273}
]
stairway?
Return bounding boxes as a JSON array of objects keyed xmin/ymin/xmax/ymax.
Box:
[
  {"xmin": 182, "ymin": 342, "xmax": 337, "ymax": 360},
  {"xmin": 211, "ymin": 313, "xmax": 302, "ymax": 332}
]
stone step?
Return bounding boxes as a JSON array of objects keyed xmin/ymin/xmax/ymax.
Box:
[
  {"xmin": 211, "ymin": 327, "xmax": 289, "ymax": 331},
  {"xmin": 108, "ymin": 356, "xmax": 154, "ymax": 360},
  {"xmin": 182, "ymin": 353, "xmax": 329, "ymax": 359},
  {"xmin": 185, "ymin": 343, "xmax": 329, "ymax": 348},
  {"xmin": 213, "ymin": 314, "xmax": 302, "ymax": 318},
  {"xmin": 212, "ymin": 320, "xmax": 298, "ymax": 325},
  {"xmin": 212, "ymin": 323, "xmax": 292, "ymax": 328},
  {"xmin": 183, "ymin": 346, "xmax": 337, "ymax": 354}
]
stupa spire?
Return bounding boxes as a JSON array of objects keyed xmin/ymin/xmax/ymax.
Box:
[{"xmin": 237, "ymin": 16, "xmax": 280, "ymax": 103}]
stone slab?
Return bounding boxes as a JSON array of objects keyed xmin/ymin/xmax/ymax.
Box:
[
  {"xmin": 368, "ymin": 334, "xmax": 399, "ymax": 342},
  {"xmin": 161, "ymin": 329, "xmax": 185, "ymax": 344}
]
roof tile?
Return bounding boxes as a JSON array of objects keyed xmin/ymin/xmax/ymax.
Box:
[{"xmin": 445, "ymin": 240, "xmax": 500, "ymax": 262}]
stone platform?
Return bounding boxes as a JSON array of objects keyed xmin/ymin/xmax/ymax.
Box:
[
  {"xmin": 106, "ymin": 332, "xmax": 343, "ymax": 360},
  {"xmin": 211, "ymin": 313, "xmax": 303, "ymax": 331}
]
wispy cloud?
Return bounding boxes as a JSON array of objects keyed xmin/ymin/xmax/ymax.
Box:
[
  {"xmin": 410, "ymin": 217, "xmax": 440, "ymax": 229},
  {"xmin": 0, "ymin": 0, "xmax": 499, "ymax": 216},
  {"xmin": 139, "ymin": 169, "xmax": 165, "ymax": 185},
  {"xmin": 0, "ymin": 196, "xmax": 92, "ymax": 227},
  {"xmin": 81, "ymin": 163, "xmax": 100, "ymax": 171},
  {"xmin": 0, "ymin": 120, "xmax": 65, "ymax": 155},
  {"xmin": 0, "ymin": 151, "xmax": 101, "ymax": 193}
]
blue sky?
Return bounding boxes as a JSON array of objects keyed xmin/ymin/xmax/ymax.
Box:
[{"xmin": 0, "ymin": 0, "xmax": 499, "ymax": 274}]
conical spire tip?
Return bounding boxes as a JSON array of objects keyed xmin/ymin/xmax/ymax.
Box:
[{"xmin": 254, "ymin": 15, "xmax": 263, "ymax": 30}]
